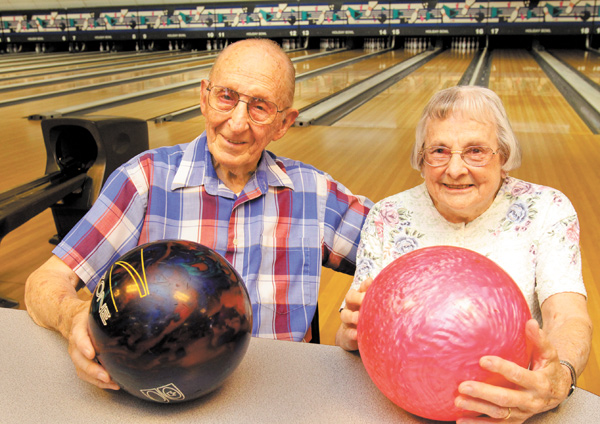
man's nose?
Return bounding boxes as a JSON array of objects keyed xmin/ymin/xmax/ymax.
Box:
[{"xmin": 228, "ymin": 100, "xmax": 251, "ymax": 131}]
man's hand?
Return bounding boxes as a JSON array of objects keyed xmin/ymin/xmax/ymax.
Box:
[{"xmin": 67, "ymin": 303, "xmax": 120, "ymax": 390}]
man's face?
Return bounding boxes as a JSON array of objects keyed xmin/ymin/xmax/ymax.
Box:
[{"xmin": 200, "ymin": 44, "xmax": 298, "ymax": 179}]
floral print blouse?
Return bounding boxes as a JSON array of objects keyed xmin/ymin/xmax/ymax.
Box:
[{"xmin": 351, "ymin": 177, "xmax": 587, "ymax": 323}]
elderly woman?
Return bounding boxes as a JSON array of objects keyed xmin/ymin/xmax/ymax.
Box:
[{"xmin": 337, "ymin": 86, "xmax": 592, "ymax": 423}]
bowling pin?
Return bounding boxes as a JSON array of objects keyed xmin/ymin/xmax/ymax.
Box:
[
  {"xmin": 317, "ymin": 10, "xmax": 326, "ymax": 25},
  {"xmin": 346, "ymin": 10, "xmax": 356, "ymax": 24},
  {"xmin": 509, "ymin": 7, "xmax": 519, "ymax": 23},
  {"xmin": 365, "ymin": 1, "xmax": 378, "ymax": 17},
  {"xmin": 461, "ymin": 0, "xmax": 476, "ymax": 16},
  {"xmin": 409, "ymin": 8, "xmax": 420, "ymax": 24},
  {"xmin": 276, "ymin": 3, "xmax": 287, "ymax": 19},
  {"xmin": 566, "ymin": 0, "xmax": 581, "ymax": 14}
]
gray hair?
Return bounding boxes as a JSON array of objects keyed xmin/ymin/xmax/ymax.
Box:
[{"xmin": 410, "ymin": 86, "xmax": 522, "ymax": 172}]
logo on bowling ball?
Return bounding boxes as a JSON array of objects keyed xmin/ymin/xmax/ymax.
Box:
[
  {"xmin": 88, "ymin": 240, "xmax": 253, "ymax": 403},
  {"xmin": 140, "ymin": 383, "xmax": 185, "ymax": 402},
  {"xmin": 94, "ymin": 249, "xmax": 152, "ymax": 326}
]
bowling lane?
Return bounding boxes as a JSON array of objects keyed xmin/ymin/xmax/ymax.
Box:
[
  {"xmin": 293, "ymin": 49, "xmax": 419, "ymax": 110},
  {"xmin": 549, "ymin": 49, "xmax": 600, "ymax": 86},
  {"xmin": 0, "ymin": 51, "xmax": 216, "ymax": 84},
  {"xmin": 0, "ymin": 56, "xmax": 217, "ymax": 102},
  {"xmin": 333, "ymin": 49, "xmax": 476, "ymax": 128},
  {"xmin": 488, "ymin": 49, "xmax": 591, "ymax": 135},
  {"xmin": 90, "ymin": 50, "xmax": 410, "ymax": 124}
]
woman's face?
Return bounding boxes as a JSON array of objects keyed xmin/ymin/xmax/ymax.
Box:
[{"xmin": 422, "ymin": 115, "xmax": 506, "ymax": 224}]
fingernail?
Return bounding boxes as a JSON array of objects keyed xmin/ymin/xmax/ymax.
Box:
[
  {"xmin": 98, "ymin": 372, "xmax": 109, "ymax": 382},
  {"xmin": 460, "ymin": 384, "xmax": 473, "ymax": 395}
]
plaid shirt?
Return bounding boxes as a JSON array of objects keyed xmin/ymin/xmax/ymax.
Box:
[{"xmin": 54, "ymin": 133, "xmax": 372, "ymax": 342}]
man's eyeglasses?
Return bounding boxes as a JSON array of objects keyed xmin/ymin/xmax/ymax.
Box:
[
  {"xmin": 206, "ymin": 84, "xmax": 287, "ymax": 125},
  {"xmin": 420, "ymin": 146, "xmax": 500, "ymax": 167}
]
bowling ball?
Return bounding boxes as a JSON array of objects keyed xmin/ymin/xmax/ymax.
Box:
[
  {"xmin": 88, "ymin": 240, "xmax": 252, "ymax": 403},
  {"xmin": 357, "ymin": 246, "xmax": 531, "ymax": 421}
]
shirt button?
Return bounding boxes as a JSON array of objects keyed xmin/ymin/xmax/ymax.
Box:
[{"xmin": 232, "ymin": 239, "xmax": 238, "ymax": 246}]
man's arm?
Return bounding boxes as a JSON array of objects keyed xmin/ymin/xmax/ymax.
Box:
[
  {"xmin": 25, "ymin": 255, "xmax": 86, "ymax": 338},
  {"xmin": 25, "ymin": 255, "xmax": 119, "ymax": 390}
]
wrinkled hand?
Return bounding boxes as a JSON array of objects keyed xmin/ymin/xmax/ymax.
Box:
[
  {"xmin": 337, "ymin": 278, "xmax": 373, "ymax": 351},
  {"xmin": 455, "ymin": 319, "xmax": 571, "ymax": 423},
  {"xmin": 67, "ymin": 305, "xmax": 120, "ymax": 390}
]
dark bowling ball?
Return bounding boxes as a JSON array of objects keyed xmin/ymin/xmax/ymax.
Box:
[{"xmin": 88, "ymin": 240, "xmax": 252, "ymax": 403}]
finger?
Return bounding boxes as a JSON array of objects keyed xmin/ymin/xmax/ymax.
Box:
[
  {"xmin": 340, "ymin": 307, "xmax": 360, "ymax": 326},
  {"xmin": 344, "ymin": 289, "xmax": 365, "ymax": 311},
  {"xmin": 69, "ymin": 343, "xmax": 120, "ymax": 390},
  {"xmin": 455, "ymin": 395, "xmax": 518, "ymax": 422},
  {"xmin": 359, "ymin": 277, "xmax": 374, "ymax": 292},
  {"xmin": 458, "ymin": 377, "xmax": 530, "ymax": 411},
  {"xmin": 68, "ymin": 309, "xmax": 120, "ymax": 390},
  {"xmin": 478, "ymin": 356, "xmax": 531, "ymax": 388},
  {"xmin": 71, "ymin": 317, "xmax": 96, "ymax": 360}
]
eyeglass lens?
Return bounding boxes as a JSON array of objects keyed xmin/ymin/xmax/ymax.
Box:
[
  {"xmin": 209, "ymin": 86, "xmax": 278, "ymax": 124},
  {"xmin": 424, "ymin": 146, "xmax": 494, "ymax": 167}
]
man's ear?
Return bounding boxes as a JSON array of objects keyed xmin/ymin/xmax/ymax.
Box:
[
  {"xmin": 272, "ymin": 108, "xmax": 299, "ymax": 141},
  {"xmin": 199, "ymin": 79, "xmax": 210, "ymax": 115}
]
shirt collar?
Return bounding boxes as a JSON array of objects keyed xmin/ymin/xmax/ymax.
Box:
[{"xmin": 171, "ymin": 132, "xmax": 295, "ymax": 195}]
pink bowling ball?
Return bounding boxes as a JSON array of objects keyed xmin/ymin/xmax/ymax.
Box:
[{"xmin": 358, "ymin": 246, "xmax": 532, "ymax": 421}]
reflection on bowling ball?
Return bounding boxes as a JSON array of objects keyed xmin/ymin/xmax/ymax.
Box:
[
  {"xmin": 358, "ymin": 246, "xmax": 532, "ymax": 421},
  {"xmin": 88, "ymin": 240, "xmax": 252, "ymax": 403}
]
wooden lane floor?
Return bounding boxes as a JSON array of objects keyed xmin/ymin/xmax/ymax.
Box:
[
  {"xmin": 549, "ymin": 49, "xmax": 600, "ymax": 86},
  {"xmin": 0, "ymin": 49, "xmax": 321, "ymax": 84},
  {"xmin": 0, "ymin": 57, "xmax": 217, "ymax": 102},
  {"xmin": 488, "ymin": 49, "xmax": 599, "ymax": 395},
  {"xmin": 0, "ymin": 50, "xmax": 217, "ymax": 84},
  {"xmin": 333, "ymin": 49, "xmax": 476, "ymax": 128},
  {"xmin": 83, "ymin": 50, "xmax": 410, "ymax": 123},
  {"xmin": 489, "ymin": 49, "xmax": 591, "ymax": 134}
]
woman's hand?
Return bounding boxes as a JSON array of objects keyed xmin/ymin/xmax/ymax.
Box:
[
  {"xmin": 454, "ymin": 319, "xmax": 571, "ymax": 423},
  {"xmin": 336, "ymin": 278, "xmax": 373, "ymax": 351}
]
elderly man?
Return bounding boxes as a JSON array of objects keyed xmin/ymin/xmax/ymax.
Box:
[{"xmin": 25, "ymin": 38, "xmax": 372, "ymax": 390}]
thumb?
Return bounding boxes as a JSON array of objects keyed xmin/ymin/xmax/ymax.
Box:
[{"xmin": 526, "ymin": 319, "xmax": 556, "ymax": 370}]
